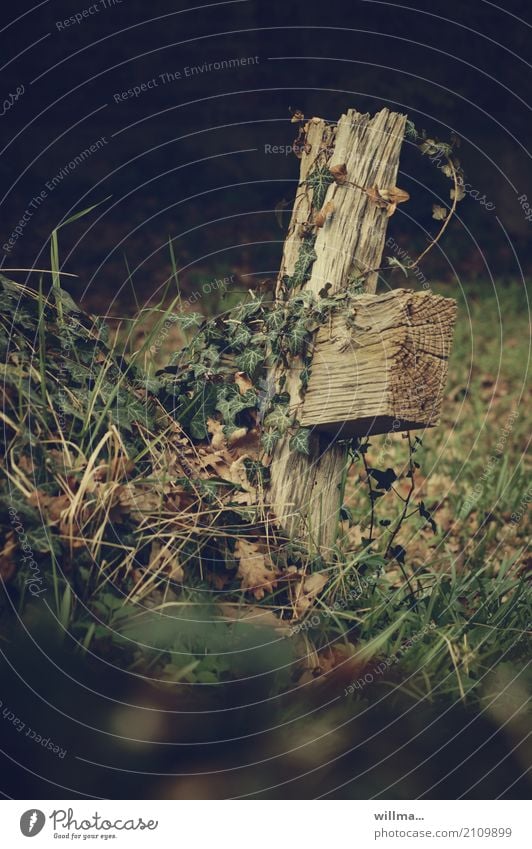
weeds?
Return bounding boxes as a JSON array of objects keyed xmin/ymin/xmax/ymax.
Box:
[{"xmin": 0, "ymin": 229, "xmax": 529, "ymax": 703}]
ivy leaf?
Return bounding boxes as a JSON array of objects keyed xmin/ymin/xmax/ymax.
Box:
[
  {"xmin": 133, "ymin": 374, "xmax": 160, "ymax": 394},
  {"xmin": 189, "ymin": 408, "xmax": 210, "ymax": 440},
  {"xmin": 340, "ymin": 504, "xmax": 353, "ymax": 523},
  {"xmin": 215, "ymin": 385, "xmax": 257, "ymax": 428},
  {"xmin": 419, "ymin": 139, "xmax": 451, "ymax": 158},
  {"xmin": 231, "ymin": 299, "xmax": 260, "ymax": 320},
  {"xmin": 299, "ymin": 366, "xmax": 311, "ymax": 390},
  {"xmin": 346, "ymin": 277, "xmax": 365, "ymax": 296},
  {"xmin": 289, "ymin": 427, "xmax": 311, "ymax": 455},
  {"xmin": 405, "ymin": 120, "xmax": 418, "ymax": 140},
  {"xmin": 264, "ymin": 405, "xmax": 292, "ymax": 435},
  {"xmin": 235, "ymin": 347, "xmax": 263, "ymax": 377},
  {"xmin": 290, "ymin": 236, "xmax": 317, "ymax": 288},
  {"xmin": 185, "ymin": 361, "xmax": 207, "ymax": 380},
  {"xmin": 387, "ymin": 256, "xmax": 409, "ymax": 276},
  {"xmin": 107, "ymin": 388, "xmax": 151, "ymax": 433},
  {"xmin": 171, "ymin": 385, "xmax": 218, "ymax": 436},
  {"xmin": 369, "ymin": 467, "xmax": 397, "ymax": 491},
  {"xmin": 174, "ymin": 312, "xmax": 204, "ymax": 330},
  {"xmin": 287, "ymin": 319, "xmax": 309, "ymax": 355},
  {"xmin": 306, "ymin": 165, "xmax": 334, "ymax": 210},
  {"xmin": 266, "ymin": 308, "xmax": 286, "ymax": 336},
  {"xmin": 419, "ymin": 500, "xmax": 437, "ymax": 533},
  {"xmin": 197, "ymin": 479, "xmax": 220, "ymax": 502},
  {"xmin": 389, "ymin": 544, "xmax": 406, "ymax": 565},
  {"xmin": 269, "ymin": 392, "xmax": 290, "ymax": 408},
  {"xmin": 231, "ymin": 324, "xmax": 252, "ymax": 349},
  {"xmin": 261, "ymin": 430, "xmax": 280, "ymax": 453}
]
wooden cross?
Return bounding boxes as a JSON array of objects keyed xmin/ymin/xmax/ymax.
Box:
[{"xmin": 266, "ymin": 108, "xmax": 456, "ymax": 554}]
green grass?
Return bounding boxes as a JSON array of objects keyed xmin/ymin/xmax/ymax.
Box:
[
  {"xmin": 0, "ymin": 262, "xmax": 529, "ymax": 708},
  {"xmin": 294, "ymin": 279, "xmax": 531, "ymax": 701}
]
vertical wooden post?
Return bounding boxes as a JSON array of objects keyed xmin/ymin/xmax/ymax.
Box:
[{"xmin": 267, "ymin": 108, "xmax": 407, "ymax": 556}]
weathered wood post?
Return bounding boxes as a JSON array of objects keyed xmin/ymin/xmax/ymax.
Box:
[{"xmin": 266, "ymin": 108, "xmax": 456, "ymax": 556}]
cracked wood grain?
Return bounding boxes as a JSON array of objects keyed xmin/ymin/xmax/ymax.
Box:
[{"xmin": 267, "ymin": 107, "xmax": 408, "ymax": 556}]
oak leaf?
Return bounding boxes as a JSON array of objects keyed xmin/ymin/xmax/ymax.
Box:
[{"xmin": 235, "ymin": 538, "xmax": 278, "ymax": 600}]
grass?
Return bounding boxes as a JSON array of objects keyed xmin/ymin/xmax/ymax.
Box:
[
  {"xmin": 301, "ymin": 279, "xmax": 531, "ymax": 700},
  {"xmin": 0, "ymin": 256, "xmax": 529, "ymax": 715}
]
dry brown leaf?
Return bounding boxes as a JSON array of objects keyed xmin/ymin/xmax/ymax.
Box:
[
  {"xmin": 366, "ymin": 184, "xmax": 409, "ymax": 217},
  {"xmin": 379, "ymin": 186, "xmax": 410, "ymax": 205},
  {"xmin": 235, "ymin": 539, "xmax": 278, "ymax": 600},
  {"xmin": 0, "ymin": 532, "xmax": 16, "ymax": 583},
  {"xmin": 218, "ymin": 603, "xmax": 290, "ymax": 635},
  {"xmin": 117, "ymin": 483, "xmax": 162, "ymax": 519},
  {"xmin": 365, "ymin": 184, "xmax": 387, "ymax": 208},
  {"xmin": 204, "ymin": 418, "xmax": 260, "ymax": 498},
  {"xmin": 147, "ymin": 542, "xmax": 185, "ymax": 583},
  {"xmin": 293, "ymin": 571, "xmax": 329, "ymax": 618},
  {"xmin": 29, "ymin": 491, "xmax": 71, "ymax": 523},
  {"xmin": 315, "ymin": 200, "xmax": 335, "ymax": 228},
  {"xmin": 18, "ymin": 454, "xmax": 34, "ymax": 474},
  {"xmin": 227, "ymin": 457, "xmax": 257, "ymax": 505},
  {"xmin": 207, "ymin": 417, "xmax": 226, "ymax": 450},
  {"xmin": 227, "ymin": 427, "xmax": 248, "ymax": 447},
  {"xmin": 290, "ymin": 110, "xmax": 305, "ymax": 123},
  {"xmin": 432, "ymin": 204, "xmax": 448, "ymax": 220},
  {"xmin": 207, "ymin": 416, "xmax": 259, "ymax": 457},
  {"xmin": 234, "ymin": 371, "xmax": 254, "ymax": 395},
  {"xmin": 329, "ymin": 163, "xmax": 347, "ymax": 184},
  {"xmin": 228, "ymin": 428, "xmax": 261, "ymax": 459},
  {"xmin": 197, "ymin": 448, "xmax": 257, "ymax": 505},
  {"xmin": 450, "ymin": 184, "xmax": 466, "ymax": 202}
]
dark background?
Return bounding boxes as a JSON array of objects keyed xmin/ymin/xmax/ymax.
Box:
[
  {"xmin": 1, "ymin": 0, "xmax": 531, "ymax": 314},
  {"xmin": 0, "ymin": 1, "xmax": 531, "ymax": 801}
]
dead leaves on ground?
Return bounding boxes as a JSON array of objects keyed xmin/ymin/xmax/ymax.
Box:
[
  {"xmin": 232, "ymin": 535, "xmax": 330, "ymax": 621},
  {"xmin": 202, "ymin": 417, "xmax": 260, "ymax": 506},
  {"xmin": 234, "ymin": 538, "xmax": 278, "ymax": 600},
  {"xmin": 292, "ymin": 570, "xmax": 329, "ymax": 618}
]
